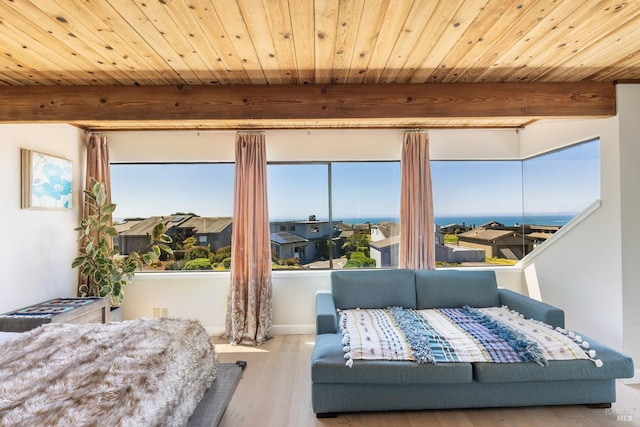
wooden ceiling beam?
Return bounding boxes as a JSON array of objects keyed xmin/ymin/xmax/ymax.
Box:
[{"xmin": 0, "ymin": 82, "xmax": 615, "ymax": 123}]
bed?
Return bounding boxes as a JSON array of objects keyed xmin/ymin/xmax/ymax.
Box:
[{"xmin": 0, "ymin": 317, "xmax": 241, "ymax": 426}]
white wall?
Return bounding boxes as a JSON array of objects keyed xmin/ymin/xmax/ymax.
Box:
[
  {"xmin": 518, "ymin": 116, "xmax": 624, "ymax": 350},
  {"xmin": 617, "ymin": 84, "xmax": 640, "ymax": 375},
  {"xmin": 0, "ymin": 124, "xmax": 84, "ymax": 314}
]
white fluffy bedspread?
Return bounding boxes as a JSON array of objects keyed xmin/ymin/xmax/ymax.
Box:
[{"xmin": 0, "ymin": 317, "xmax": 218, "ymax": 427}]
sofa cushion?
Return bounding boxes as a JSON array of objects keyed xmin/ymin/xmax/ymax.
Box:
[
  {"xmin": 473, "ymin": 336, "xmax": 635, "ymax": 383},
  {"xmin": 415, "ymin": 270, "xmax": 500, "ymax": 309},
  {"xmin": 331, "ymin": 269, "xmax": 416, "ymax": 310},
  {"xmin": 312, "ymin": 333, "xmax": 472, "ymax": 385}
]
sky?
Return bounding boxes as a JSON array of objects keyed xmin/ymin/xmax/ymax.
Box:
[{"xmin": 110, "ymin": 139, "xmax": 599, "ymax": 221}]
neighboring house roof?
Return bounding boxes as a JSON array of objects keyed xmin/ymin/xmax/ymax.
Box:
[
  {"xmin": 177, "ymin": 216, "xmax": 232, "ymax": 234},
  {"xmin": 458, "ymin": 229, "xmax": 527, "ymax": 242},
  {"xmin": 527, "ymin": 232, "xmax": 555, "ymax": 240},
  {"xmin": 270, "ymin": 232, "xmax": 309, "ymax": 245},
  {"xmin": 114, "ymin": 219, "xmax": 145, "ymax": 234},
  {"xmin": 478, "ymin": 221, "xmax": 504, "ymax": 228},
  {"xmin": 373, "ymin": 221, "xmax": 400, "ymax": 238},
  {"xmin": 339, "ymin": 230, "xmax": 355, "ymax": 239},
  {"xmin": 369, "ymin": 235, "xmax": 400, "ymax": 250},
  {"xmin": 118, "ymin": 215, "xmax": 188, "ymax": 236}
]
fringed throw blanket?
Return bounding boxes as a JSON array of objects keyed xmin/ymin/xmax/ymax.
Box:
[
  {"xmin": 340, "ymin": 306, "xmax": 601, "ymax": 368},
  {"xmin": 0, "ymin": 318, "xmax": 218, "ymax": 427}
]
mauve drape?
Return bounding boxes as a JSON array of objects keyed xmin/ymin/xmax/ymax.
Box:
[
  {"xmin": 225, "ymin": 132, "xmax": 273, "ymax": 345},
  {"xmin": 399, "ymin": 131, "xmax": 436, "ymax": 270},
  {"xmin": 80, "ymin": 133, "xmax": 112, "ymax": 295},
  {"xmin": 84, "ymin": 133, "xmax": 112, "ymax": 213}
]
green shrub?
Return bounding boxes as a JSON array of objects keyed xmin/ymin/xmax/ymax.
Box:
[
  {"xmin": 183, "ymin": 258, "xmax": 212, "ymax": 270},
  {"xmin": 212, "ymin": 246, "xmax": 232, "ymax": 263},
  {"xmin": 350, "ymin": 251, "xmax": 366, "ymax": 260},
  {"xmin": 222, "ymin": 257, "xmax": 232, "ymax": 269},
  {"xmin": 173, "ymin": 249, "xmax": 186, "ymax": 261},
  {"xmin": 186, "ymin": 246, "xmax": 211, "ymax": 261},
  {"xmin": 344, "ymin": 259, "xmax": 363, "ymax": 268},
  {"xmin": 165, "ymin": 260, "xmax": 186, "ymax": 270}
]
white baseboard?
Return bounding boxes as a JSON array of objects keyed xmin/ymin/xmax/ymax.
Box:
[
  {"xmin": 623, "ymin": 369, "xmax": 640, "ymax": 384},
  {"xmin": 271, "ymin": 324, "xmax": 316, "ymax": 335},
  {"xmin": 205, "ymin": 324, "xmax": 316, "ymax": 337}
]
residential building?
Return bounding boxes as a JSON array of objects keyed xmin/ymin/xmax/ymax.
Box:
[
  {"xmin": 269, "ymin": 219, "xmax": 341, "ymax": 262},
  {"xmin": 457, "ymin": 229, "xmax": 536, "ymax": 260},
  {"xmin": 175, "ymin": 216, "xmax": 233, "ymax": 253}
]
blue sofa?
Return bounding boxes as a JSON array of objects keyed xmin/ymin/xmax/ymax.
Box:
[{"xmin": 311, "ymin": 269, "xmax": 634, "ymax": 417}]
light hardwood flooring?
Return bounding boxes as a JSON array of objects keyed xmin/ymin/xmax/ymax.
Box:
[{"xmin": 213, "ymin": 335, "xmax": 640, "ymax": 427}]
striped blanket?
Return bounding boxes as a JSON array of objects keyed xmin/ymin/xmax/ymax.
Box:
[{"xmin": 339, "ymin": 306, "xmax": 601, "ymax": 368}]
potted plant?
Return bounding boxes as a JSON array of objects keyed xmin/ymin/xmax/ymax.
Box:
[{"xmin": 72, "ymin": 179, "xmax": 173, "ymax": 316}]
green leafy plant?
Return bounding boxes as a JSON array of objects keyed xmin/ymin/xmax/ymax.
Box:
[{"xmin": 72, "ymin": 179, "xmax": 173, "ymax": 306}]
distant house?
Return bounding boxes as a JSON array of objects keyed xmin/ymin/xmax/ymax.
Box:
[
  {"xmin": 440, "ymin": 223, "xmax": 471, "ymax": 234},
  {"xmin": 435, "ymin": 243, "xmax": 485, "ymax": 263},
  {"xmin": 370, "ymin": 221, "xmax": 400, "ymax": 242},
  {"xmin": 117, "ymin": 215, "xmax": 189, "ymax": 255},
  {"xmin": 369, "ymin": 235, "xmax": 399, "ymax": 267},
  {"xmin": 269, "ymin": 218, "xmax": 342, "ymax": 262},
  {"xmin": 457, "ymin": 228, "xmax": 535, "ymax": 260},
  {"xmin": 175, "ymin": 216, "xmax": 233, "ymax": 252},
  {"xmin": 270, "ymin": 231, "xmax": 309, "ymax": 261}
]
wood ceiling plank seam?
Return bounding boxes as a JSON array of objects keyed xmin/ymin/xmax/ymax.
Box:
[
  {"xmin": 0, "ymin": 2, "xmax": 115, "ymax": 85},
  {"xmin": 345, "ymin": 0, "xmax": 390, "ymax": 84},
  {"xmin": 500, "ymin": 2, "xmax": 624, "ymax": 81},
  {"xmin": 528, "ymin": 2, "xmax": 640, "ymax": 82},
  {"xmin": 431, "ymin": 0, "xmax": 519, "ymax": 83},
  {"xmin": 234, "ymin": 0, "xmax": 289, "ymax": 84},
  {"xmin": 377, "ymin": 0, "xmax": 440, "ymax": 83},
  {"xmin": 313, "ymin": 0, "xmax": 341, "ymax": 84},
  {"xmin": 151, "ymin": 0, "xmax": 229, "ymax": 85},
  {"xmin": 103, "ymin": 0, "xmax": 199, "ymax": 85},
  {"xmin": 393, "ymin": 0, "xmax": 468, "ymax": 83},
  {"xmin": 472, "ymin": 0, "xmax": 593, "ymax": 82},
  {"xmin": 593, "ymin": 53, "xmax": 640, "ymax": 81},
  {"xmin": 409, "ymin": 0, "xmax": 487, "ymax": 83},
  {"xmin": 133, "ymin": 0, "xmax": 215, "ymax": 85},
  {"xmin": 287, "ymin": 0, "xmax": 316, "ymax": 84},
  {"xmin": 493, "ymin": 0, "xmax": 623, "ymax": 82},
  {"xmin": 258, "ymin": 0, "xmax": 299, "ymax": 84},
  {"xmin": 11, "ymin": 0, "xmax": 145, "ymax": 85},
  {"xmin": 212, "ymin": 0, "xmax": 269, "ymax": 84},
  {"xmin": 88, "ymin": 1, "xmax": 192, "ymax": 85},
  {"xmin": 331, "ymin": 0, "xmax": 365, "ymax": 84},
  {"xmin": 73, "ymin": 0, "xmax": 186, "ymax": 85},
  {"xmin": 361, "ymin": 0, "xmax": 415, "ymax": 84},
  {"xmin": 0, "ymin": 24, "xmax": 78, "ymax": 85},
  {"xmin": 188, "ymin": 0, "xmax": 254, "ymax": 84},
  {"xmin": 46, "ymin": 0, "xmax": 172, "ymax": 86}
]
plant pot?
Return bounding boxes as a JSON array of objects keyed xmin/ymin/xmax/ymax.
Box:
[{"xmin": 109, "ymin": 306, "xmax": 124, "ymax": 322}]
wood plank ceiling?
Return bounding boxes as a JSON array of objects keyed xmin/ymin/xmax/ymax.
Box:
[{"xmin": 0, "ymin": 0, "xmax": 639, "ymax": 130}]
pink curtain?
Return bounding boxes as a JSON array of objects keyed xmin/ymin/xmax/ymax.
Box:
[
  {"xmin": 225, "ymin": 131, "xmax": 273, "ymax": 345},
  {"xmin": 399, "ymin": 131, "xmax": 436, "ymax": 270},
  {"xmin": 84, "ymin": 133, "xmax": 111, "ymax": 210}
]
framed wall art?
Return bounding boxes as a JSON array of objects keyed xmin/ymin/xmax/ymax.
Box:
[{"xmin": 21, "ymin": 148, "xmax": 73, "ymax": 210}]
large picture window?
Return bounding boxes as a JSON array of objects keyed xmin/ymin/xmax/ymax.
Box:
[
  {"xmin": 109, "ymin": 139, "xmax": 599, "ymax": 272},
  {"xmin": 432, "ymin": 138, "xmax": 600, "ymax": 267}
]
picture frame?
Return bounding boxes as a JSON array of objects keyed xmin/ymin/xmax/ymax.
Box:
[{"xmin": 21, "ymin": 148, "xmax": 73, "ymax": 210}]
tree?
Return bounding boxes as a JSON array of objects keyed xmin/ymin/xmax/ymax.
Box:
[{"xmin": 342, "ymin": 233, "xmax": 371, "ymax": 257}]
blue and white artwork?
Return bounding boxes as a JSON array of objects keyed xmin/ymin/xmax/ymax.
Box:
[{"xmin": 22, "ymin": 149, "xmax": 73, "ymax": 210}]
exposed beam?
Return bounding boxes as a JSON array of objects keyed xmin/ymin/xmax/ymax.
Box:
[{"xmin": 0, "ymin": 82, "xmax": 615, "ymax": 123}]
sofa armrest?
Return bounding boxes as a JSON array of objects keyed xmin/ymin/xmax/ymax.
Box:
[
  {"xmin": 316, "ymin": 292, "xmax": 338, "ymax": 334},
  {"xmin": 498, "ymin": 288, "xmax": 565, "ymax": 329}
]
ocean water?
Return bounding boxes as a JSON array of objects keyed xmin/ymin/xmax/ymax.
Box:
[{"xmin": 336, "ymin": 214, "xmax": 575, "ymax": 227}]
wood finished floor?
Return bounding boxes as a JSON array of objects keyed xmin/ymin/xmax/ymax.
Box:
[{"xmin": 213, "ymin": 335, "xmax": 640, "ymax": 427}]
